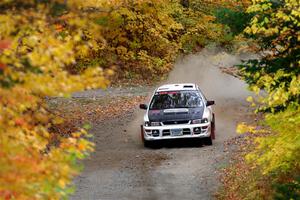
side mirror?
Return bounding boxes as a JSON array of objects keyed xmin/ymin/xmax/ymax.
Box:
[
  {"xmin": 206, "ymin": 100, "xmax": 215, "ymax": 106},
  {"xmin": 139, "ymin": 104, "xmax": 148, "ymax": 110}
]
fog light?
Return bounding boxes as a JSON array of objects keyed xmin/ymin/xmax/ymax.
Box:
[
  {"xmin": 152, "ymin": 130, "xmax": 160, "ymax": 137},
  {"xmin": 194, "ymin": 127, "xmax": 201, "ymax": 134}
]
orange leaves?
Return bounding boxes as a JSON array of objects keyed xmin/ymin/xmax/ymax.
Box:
[
  {"xmin": 55, "ymin": 24, "xmax": 64, "ymax": 32},
  {"xmin": 0, "ymin": 40, "xmax": 11, "ymax": 70},
  {"xmin": 14, "ymin": 118, "xmax": 26, "ymax": 126},
  {"xmin": 0, "ymin": 190, "xmax": 16, "ymax": 200},
  {"xmin": 0, "ymin": 2, "xmax": 108, "ymax": 199},
  {"xmin": 0, "ymin": 63, "xmax": 6, "ymax": 70},
  {"xmin": 0, "ymin": 39, "xmax": 11, "ymax": 52}
]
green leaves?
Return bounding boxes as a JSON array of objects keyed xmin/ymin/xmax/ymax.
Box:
[
  {"xmin": 240, "ymin": 0, "xmax": 300, "ymax": 111},
  {"xmin": 236, "ymin": 0, "xmax": 300, "ymax": 198}
]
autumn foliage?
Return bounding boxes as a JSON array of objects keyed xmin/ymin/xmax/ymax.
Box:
[
  {"xmin": 0, "ymin": 0, "xmax": 239, "ymax": 199},
  {"xmin": 0, "ymin": 0, "xmax": 111, "ymax": 199},
  {"xmin": 219, "ymin": 0, "xmax": 300, "ymax": 199}
]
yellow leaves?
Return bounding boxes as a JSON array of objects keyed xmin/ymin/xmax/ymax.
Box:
[
  {"xmin": 52, "ymin": 116, "xmax": 64, "ymax": 125},
  {"xmin": 0, "ymin": 2, "xmax": 110, "ymax": 199},
  {"xmin": 105, "ymin": 68, "xmax": 115, "ymax": 76},
  {"xmin": 236, "ymin": 123, "xmax": 268, "ymax": 134},
  {"xmin": 240, "ymin": 0, "xmax": 300, "ymax": 187},
  {"xmin": 236, "ymin": 123, "xmax": 252, "ymax": 134},
  {"xmin": 58, "ymin": 179, "xmax": 67, "ymax": 188},
  {"xmin": 249, "ymin": 85, "xmax": 260, "ymax": 95},
  {"xmin": 246, "ymin": 96, "xmax": 256, "ymax": 107},
  {"xmin": 289, "ymin": 76, "xmax": 300, "ymax": 95},
  {"xmin": 246, "ymin": 107, "xmax": 300, "ymax": 175},
  {"xmin": 242, "ymin": 0, "xmax": 300, "ymax": 111},
  {"xmin": 116, "ymin": 46, "xmax": 128, "ymax": 55}
]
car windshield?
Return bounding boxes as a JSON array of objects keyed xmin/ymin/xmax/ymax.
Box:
[{"xmin": 149, "ymin": 91, "xmax": 204, "ymax": 110}]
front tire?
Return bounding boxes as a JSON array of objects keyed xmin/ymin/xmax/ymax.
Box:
[
  {"xmin": 144, "ymin": 140, "xmax": 154, "ymax": 148},
  {"xmin": 204, "ymin": 136, "xmax": 213, "ymax": 146}
]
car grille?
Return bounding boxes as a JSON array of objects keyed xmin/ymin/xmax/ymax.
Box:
[
  {"xmin": 162, "ymin": 130, "xmax": 171, "ymax": 136},
  {"xmin": 162, "ymin": 120, "xmax": 190, "ymax": 125},
  {"xmin": 183, "ymin": 128, "xmax": 191, "ymax": 135}
]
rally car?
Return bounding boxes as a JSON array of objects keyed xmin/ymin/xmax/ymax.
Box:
[{"xmin": 139, "ymin": 83, "xmax": 215, "ymax": 147}]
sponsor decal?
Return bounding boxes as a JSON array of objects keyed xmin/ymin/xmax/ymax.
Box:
[
  {"xmin": 149, "ymin": 110, "xmax": 160, "ymax": 114},
  {"xmin": 156, "ymin": 91, "xmax": 179, "ymax": 95}
]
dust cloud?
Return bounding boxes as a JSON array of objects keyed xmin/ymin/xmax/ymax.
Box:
[{"xmin": 129, "ymin": 47, "xmax": 256, "ymax": 143}]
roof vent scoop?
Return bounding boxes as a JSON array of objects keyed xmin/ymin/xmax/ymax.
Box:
[
  {"xmin": 183, "ymin": 85, "xmax": 193, "ymax": 88},
  {"xmin": 158, "ymin": 88, "xmax": 169, "ymax": 90}
]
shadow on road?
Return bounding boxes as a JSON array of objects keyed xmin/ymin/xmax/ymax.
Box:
[{"xmin": 145, "ymin": 139, "xmax": 211, "ymax": 149}]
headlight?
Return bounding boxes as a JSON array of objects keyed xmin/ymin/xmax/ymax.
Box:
[
  {"xmin": 191, "ymin": 119, "xmax": 201, "ymax": 124},
  {"xmin": 150, "ymin": 122, "xmax": 161, "ymax": 126},
  {"xmin": 201, "ymin": 118, "xmax": 209, "ymax": 123},
  {"xmin": 192, "ymin": 118, "xmax": 208, "ymax": 124}
]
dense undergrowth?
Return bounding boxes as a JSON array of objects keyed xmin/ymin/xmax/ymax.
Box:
[{"xmin": 0, "ymin": 0, "xmax": 247, "ymax": 199}]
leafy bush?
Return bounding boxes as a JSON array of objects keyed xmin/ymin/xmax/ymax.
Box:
[
  {"xmin": 0, "ymin": 0, "xmax": 109, "ymax": 199},
  {"xmin": 214, "ymin": 7, "xmax": 253, "ymax": 36},
  {"xmin": 239, "ymin": 0, "xmax": 300, "ymax": 112},
  {"xmin": 230, "ymin": 0, "xmax": 300, "ymax": 199},
  {"xmin": 230, "ymin": 107, "xmax": 300, "ymax": 200}
]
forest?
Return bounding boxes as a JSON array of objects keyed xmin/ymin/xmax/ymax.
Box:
[{"xmin": 0, "ymin": 0, "xmax": 299, "ymax": 199}]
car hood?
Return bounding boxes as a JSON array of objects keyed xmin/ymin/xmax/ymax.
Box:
[{"xmin": 148, "ymin": 107, "xmax": 204, "ymax": 122}]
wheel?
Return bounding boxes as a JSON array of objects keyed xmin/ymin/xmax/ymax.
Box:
[
  {"xmin": 144, "ymin": 140, "xmax": 154, "ymax": 148},
  {"xmin": 204, "ymin": 136, "xmax": 213, "ymax": 146}
]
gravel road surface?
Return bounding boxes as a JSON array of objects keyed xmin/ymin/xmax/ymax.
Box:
[{"xmin": 71, "ymin": 48, "xmax": 256, "ymax": 200}]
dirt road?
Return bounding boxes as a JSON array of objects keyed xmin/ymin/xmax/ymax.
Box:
[{"xmin": 71, "ymin": 48, "xmax": 255, "ymax": 200}]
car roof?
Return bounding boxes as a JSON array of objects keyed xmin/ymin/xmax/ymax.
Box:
[{"xmin": 156, "ymin": 83, "xmax": 197, "ymax": 92}]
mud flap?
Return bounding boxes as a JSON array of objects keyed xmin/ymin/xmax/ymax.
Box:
[
  {"xmin": 211, "ymin": 114, "xmax": 216, "ymax": 140},
  {"xmin": 140, "ymin": 125, "xmax": 144, "ymax": 142}
]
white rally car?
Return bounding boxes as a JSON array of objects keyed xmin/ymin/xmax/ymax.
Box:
[{"xmin": 140, "ymin": 83, "xmax": 215, "ymax": 147}]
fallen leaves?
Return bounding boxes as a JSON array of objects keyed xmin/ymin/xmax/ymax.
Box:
[{"xmin": 48, "ymin": 95, "xmax": 147, "ymax": 138}]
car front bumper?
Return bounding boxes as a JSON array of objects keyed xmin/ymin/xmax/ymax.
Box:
[{"xmin": 142, "ymin": 123, "xmax": 211, "ymax": 141}]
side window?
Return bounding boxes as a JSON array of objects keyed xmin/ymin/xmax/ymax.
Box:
[{"xmin": 196, "ymin": 86, "xmax": 207, "ymax": 102}]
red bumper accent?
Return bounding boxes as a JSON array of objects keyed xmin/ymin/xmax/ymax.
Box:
[{"xmin": 140, "ymin": 125, "xmax": 144, "ymax": 142}]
